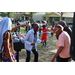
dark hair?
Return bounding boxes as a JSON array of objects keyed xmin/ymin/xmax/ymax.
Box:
[
  {"xmin": 42, "ymin": 25, "xmax": 46, "ymax": 28},
  {"xmin": 32, "ymin": 24, "xmax": 38, "ymax": 28}
]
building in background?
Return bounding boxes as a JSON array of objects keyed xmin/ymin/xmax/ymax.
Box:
[
  {"xmin": 14, "ymin": 12, "xmax": 29, "ymax": 21},
  {"xmin": 43, "ymin": 12, "xmax": 73, "ymax": 25},
  {"xmin": 32, "ymin": 14, "xmax": 45, "ymax": 22}
]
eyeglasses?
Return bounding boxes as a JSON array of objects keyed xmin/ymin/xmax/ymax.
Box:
[{"xmin": 54, "ymin": 29, "xmax": 59, "ymax": 33}]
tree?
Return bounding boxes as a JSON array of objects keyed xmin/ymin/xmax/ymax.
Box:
[
  {"xmin": 21, "ymin": 12, "xmax": 37, "ymax": 23},
  {"xmin": 58, "ymin": 12, "xmax": 63, "ymax": 20},
  {"xmin": 0, "ymin": 12, "xmax": 14, "ymax": 17},
  {"xmin": 60, "ymin": 12, "xmax": 67, "ymax": 20}
]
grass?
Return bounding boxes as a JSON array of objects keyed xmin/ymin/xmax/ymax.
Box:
[{"xmin": 12, "ymin": 26, "xmax": 58, "ymax": 62}]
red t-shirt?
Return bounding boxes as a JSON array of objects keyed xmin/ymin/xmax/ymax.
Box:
[{"xmin": 41, "ymin": 28, "xmax": 49, "ymax": 41}]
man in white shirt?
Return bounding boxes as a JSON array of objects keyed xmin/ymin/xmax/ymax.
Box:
[{"xmin": 24, "ymin": 23, "xmax": 41, "ymax": 62}]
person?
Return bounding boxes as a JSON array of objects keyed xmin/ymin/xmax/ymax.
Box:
[
  {"xmin": 24, "ymin": 23, "xmax": 41, "ymax": 62},
  {"xmin": 25, "ymin": 21, "xmax": 28, "ymax": 32},
  {"xmin": 28, "ymin": 21, "xmax": 31, "ymax": 30},
  {"xmin": 17, "ymin": 21, "xmax": 20, "ymax": 32},
  {"xmin": 0, "ymin": 17, "xmax": 28, "ymax": 62},
  {"xmin": 56, "ymin": 20, "xmax": 72, "ymax": 61},
  {"xmin": 59, "ymin": 20, "xmax": 72, "ymax": 39},
  {"xmin": 51, "ymin": 25, "xmax": 71, "ymax": 62},
  {"xmin": 51, "ymin": 25, "xmax": 54, "ymax": 37},
  {"xmin": 14, "ymin": 21, "xmax": 20, "ymax": 35},
  {"xmin": 39, "ymin": 21, "xmax": 42, "ymax": 35},
  {"xmin": 46, "ymin": 21, "xmax": 49, "ymax": 28},
  {"xmin": 41, "ymin": 25, "xmax": 50, "ymax": 48}
]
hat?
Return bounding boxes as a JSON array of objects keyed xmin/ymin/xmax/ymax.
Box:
[{"xmin": 59, "ymin": 20, "xmax": 66, "ymax": 26}]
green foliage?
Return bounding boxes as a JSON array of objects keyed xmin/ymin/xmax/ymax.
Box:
[{"xmin": 0, "ymin": 12, "xmax": 14, "ymax": 17}]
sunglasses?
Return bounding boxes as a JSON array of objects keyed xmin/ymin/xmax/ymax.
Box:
[{"xmin": 54, "ymin": 29, "xmax": 59, "ymax": 33}]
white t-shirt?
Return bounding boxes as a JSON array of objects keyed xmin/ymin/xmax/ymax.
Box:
[
  {"xmin": 28, "ymin": 23, "xmax": 31, "ymax": 27},
  {"xmin": 39, "ymin": 24, "xmax": 42, "ymax": 28}
]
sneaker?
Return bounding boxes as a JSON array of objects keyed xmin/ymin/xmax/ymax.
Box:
[
  {"xmin": 44, "ymin": 45, "xmax": 47, "ymax": 48},
  {"xmin": 41, "ymin": 44, "xmax": 44, "ymax": 47}
]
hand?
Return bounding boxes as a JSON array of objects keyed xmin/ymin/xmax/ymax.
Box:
[
  {"xmin": 31, "ymin": 43, "xmax": 35, "ymax": 45},
  {"xmin": 51, "ymin": 57, "xmax": 55, "ymax": 62}
]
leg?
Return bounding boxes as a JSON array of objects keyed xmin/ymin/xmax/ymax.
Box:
[
  {"xmin": 32, "ymin": 49, "xmax": 38, "ymax": 62},
  {"xmin": 41, "ymin": 40, "xmax": 44, "ymax": 47},
  {"xmin": 44, "ymin": 40, "xmax": 47, "ymax": 47},
  {"xmin": 26, "ymin": 50, "xmax": 31, "ymax": 62},
  {"xmin": 44, "ymin": 40, "xmax": 46, "ymax": 46}
]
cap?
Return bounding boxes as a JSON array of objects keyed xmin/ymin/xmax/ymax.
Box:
[{"xmin": 59, "ymin": 20, "xmax": 66, "ymax": 26}]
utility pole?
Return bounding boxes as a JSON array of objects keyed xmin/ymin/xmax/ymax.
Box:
[{"xmin": 70, "ymin": 12, "xmax": 75, "ymax": 60}]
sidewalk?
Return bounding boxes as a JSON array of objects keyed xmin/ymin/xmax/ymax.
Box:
[{"xmin": 19, "ymin": 59, "xmax": 25, "ymax": 62}]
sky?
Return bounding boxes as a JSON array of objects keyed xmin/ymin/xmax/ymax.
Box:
[{"xmin": 37, "ymin": 12, "xmax": 73, "ymax": 14}]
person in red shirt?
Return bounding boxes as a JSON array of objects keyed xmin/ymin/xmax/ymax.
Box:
[{"xmin": 41, "ymin": 25, "xmax": 50, "ymax": 47}]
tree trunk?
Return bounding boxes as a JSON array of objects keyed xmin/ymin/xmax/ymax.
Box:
[
  {"xmin": 60, "ymin": 12, "xmax": 63, "ymax": 20},
  {"xmin": 30, "ymin": 12, "xmax": 33, "ymax": 23},
  {"xmin": 8, "ymin": 12, "xmax": 10, "ymax": 17}
]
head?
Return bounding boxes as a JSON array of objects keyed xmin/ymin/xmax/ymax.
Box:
[
  {"xmin": 32, "ymin": 23, "xmax": 39, "ymax": 33},
  {"xmin": 59, "ymin": 20, "xmax": 67, "ymax": 29},
  {"xmin": 42, "ymin": 25, "xmax": 46, "ymax": 29},
  {"xmin": 53, "ymin": 25, "xmax": 64, "ymax": 36}
]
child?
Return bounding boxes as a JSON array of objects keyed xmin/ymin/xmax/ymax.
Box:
[{"xmin": 41, "ymin": 25, "xmax": 50, "ymax": 47}]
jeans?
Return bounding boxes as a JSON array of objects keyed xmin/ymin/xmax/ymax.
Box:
[{"xmin": 26, "ymin": 49, "xmax": 38, "ymax": 62}]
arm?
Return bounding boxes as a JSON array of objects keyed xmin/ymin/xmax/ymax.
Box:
[
  {"xmin": 51, "ymin": 46, "xmax": 64, "ymax": 62},
  {"xmin": 6, "ymin": 33, "xmax": 14, "ymax": 62},
  {"xmin": 11, "ymin": 24, "xmax": 28, "ymax": 32},
  {"xmin": 46, "ymin": 28, "xmax": 50, "ymax": 32},
  {"xmin": 24, "ymin": 32, "xmax": 35, "ymax": 45},
  {"xmin": 37, "ymin": 32, "xmax": 41, "ymax": 43}
]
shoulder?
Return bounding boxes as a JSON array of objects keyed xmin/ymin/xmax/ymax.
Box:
[
  {"xmin": 65, "ymin": 27, "xmax": 72, "ymax": 32},
  {"xmin": 26, "ymin": 29, "xmax": 34, "ymax": 35},
  {"xmin": 60, "ymin": 31, "xmax": 69, "ymax": 38},
  {"xmin": 28, "ymin": 29, "xmax": 33, "ymax": 33},
  {"xmin": 4, "ymin": 31, "xmax": 10, "ymax": 39},
  {"xmin": 59, "ymin": 31, "xmax": 66, "ymax": 38}
]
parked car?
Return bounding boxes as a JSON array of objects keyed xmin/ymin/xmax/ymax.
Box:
[
  {"xmin": 36, "ymin": 20, "xmax": 47, "ymax": 24},
  {"xmin": 19, "ymin": 20, "xmax": 30, "ymax": 25},
  {"xmin": 67, "ymin": 22, "xmax": 73, "ymax": 28},
  {"xmin": 19, "ymin": 20, "xmax": 26, "ymax": 25}
]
